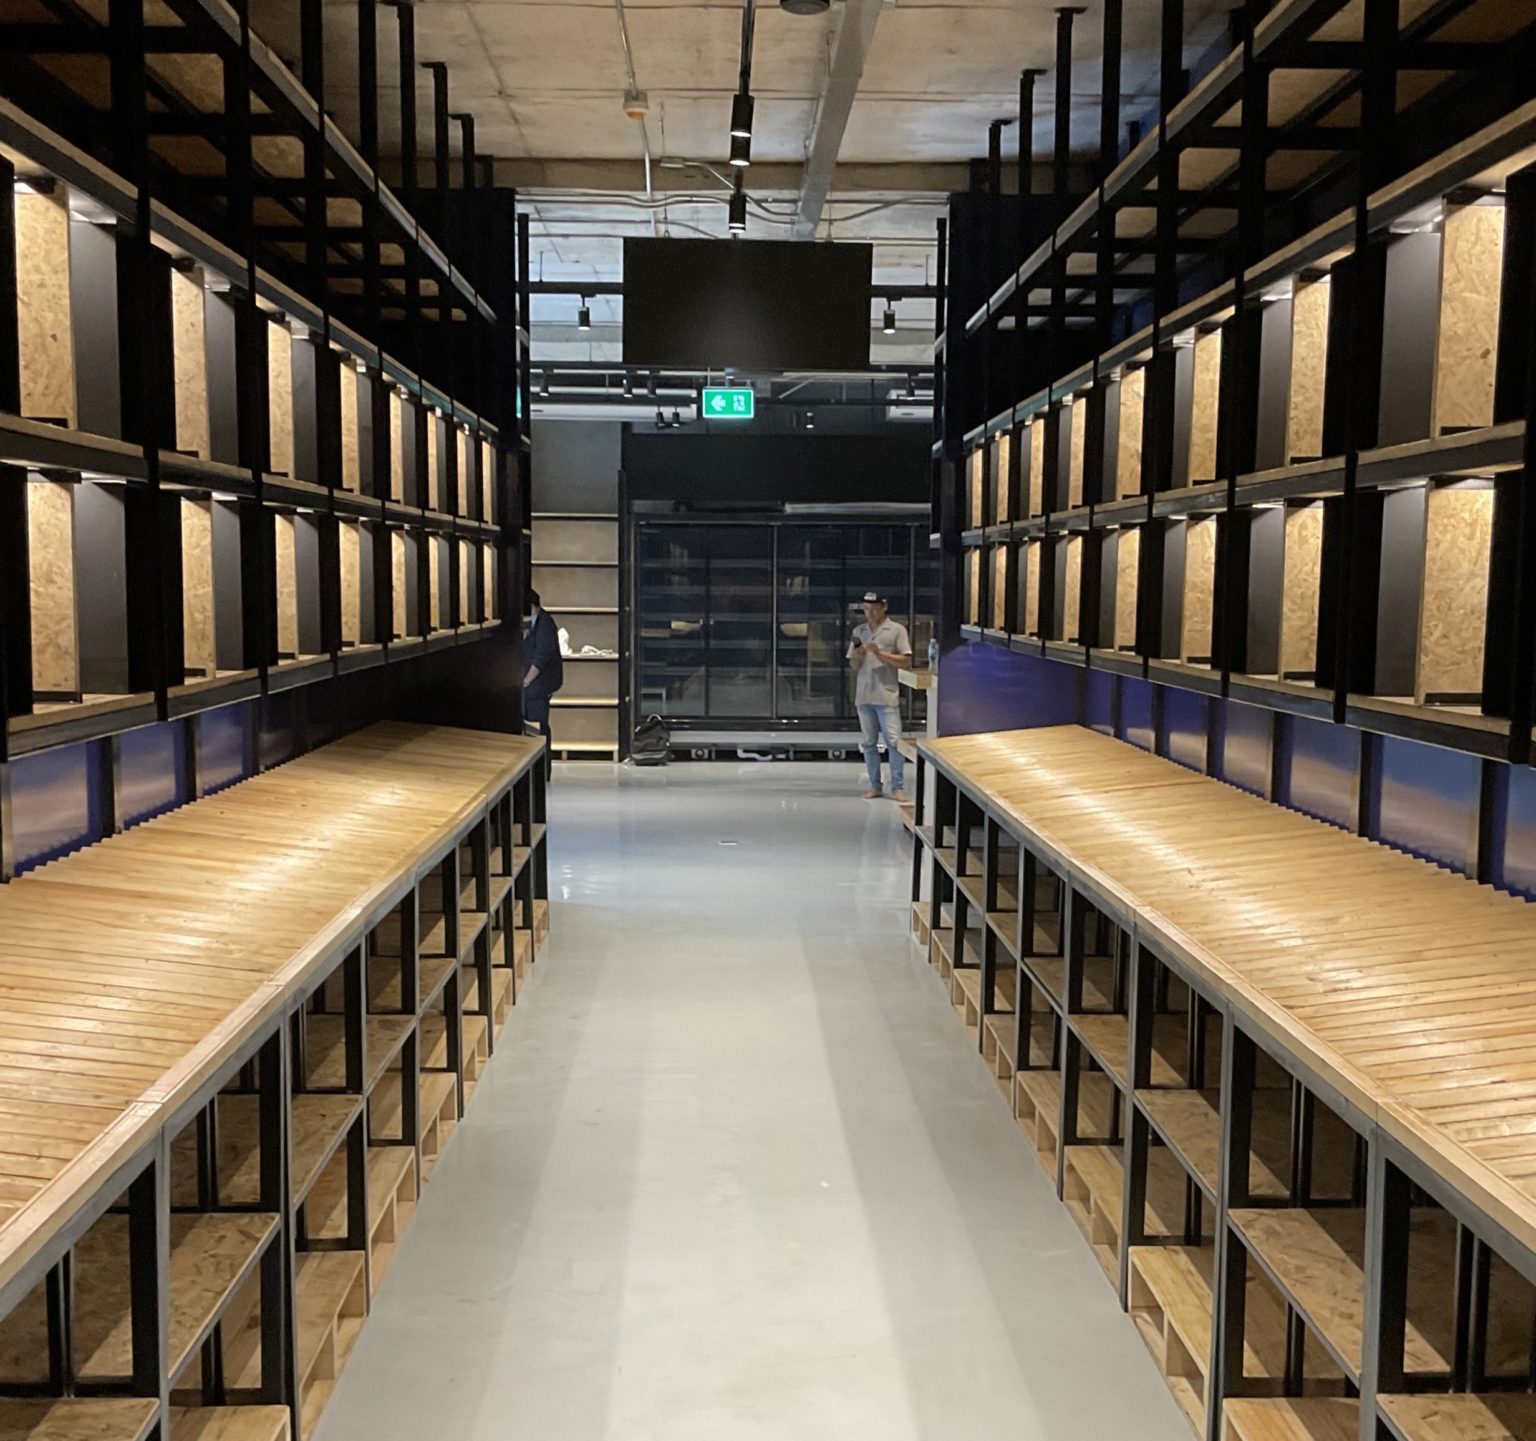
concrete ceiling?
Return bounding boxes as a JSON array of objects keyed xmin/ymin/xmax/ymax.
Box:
[{"xmin": 249, "ymin": 0, "xmax": 1232, "ymax": 361}]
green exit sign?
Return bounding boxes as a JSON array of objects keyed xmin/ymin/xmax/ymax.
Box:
[{"xmin": 702, "ymin": 386, "xmax": 755, "ymax": 420}]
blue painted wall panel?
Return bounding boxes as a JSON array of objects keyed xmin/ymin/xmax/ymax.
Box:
[
  {"xmin": 118, "ymin": 721, "xmax": 188, "ymax": 827},
  {"xmin": 259, "ymin": 692, "xmax": 299, "ymax": 770},
  {"xmin": 1281, "ymin": 714, "xmax": 1359, "ymax": 830},
  {"xmin": 1161, "ymin": 688, "xmax": 1208, "ymax": 773},
  {"xmin": 199, "ymin": 703, "xmax": 250, "ymax": 794},
  {"xmin": 1118, "ymin": 678, "xmax": 1156, "ymax": 753},
  {"xmin": 1375, "ymin": 736, "xmax": 1481, "ymax": 876},
  {"xmin": 1494, "ymin": 765, "xmax": 1536, "ymax": 898},
  {"xmin": 1085, "ymin": 669, "xmax": 1114, "ymax": 735},
  {"xmin": 937, "ymin": 642, "xmax": 1080, "ymax": 736},
  {"xmin": 1218, "ymin": 701, "xmax": 1272, "ymax": 798},
  {"xmin": 11, "ymin": 742, "xmax": 109, "ymax": 872}
]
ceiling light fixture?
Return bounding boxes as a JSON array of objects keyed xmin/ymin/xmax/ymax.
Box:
[
  {"xmin": 883, "ymin": 303, "xmax": 896, "ymax": 335},
  {"xmin": 729, "ymin": 133, "xmax": 751, "ymax": 169},
  {"xmin": 577, "ymin": 300, "xmax": 591, "ymax": 331},
  {"xmin": 805, "ymin": 410, "xmax": 816, "ymax": 430},
  {"xmin": 730, "ymin": 93, "xmax": 755, "ymax": 140},
  {"xmin": 728, "ymin": 185, "xmax": 747, "ymax": 235}
]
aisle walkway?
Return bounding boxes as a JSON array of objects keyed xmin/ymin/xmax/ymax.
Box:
[{"xmin": 319, "ymin": 762, "xmax": 1188, "ymax": 1441}]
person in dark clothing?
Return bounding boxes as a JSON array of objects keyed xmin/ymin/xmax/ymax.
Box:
[{"xmin": 523, "ymin": 590, "xmax": 563, "ymax": 772}]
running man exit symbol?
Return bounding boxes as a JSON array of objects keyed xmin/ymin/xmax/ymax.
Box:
[{"xmin": 702, "ymin": 387, "xmax": 755, "ymax": 419}]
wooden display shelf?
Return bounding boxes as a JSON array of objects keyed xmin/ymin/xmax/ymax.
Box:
[
  {"xmin": 306, "ymin": 1143, "xmax": 417, "ymax": 1291},
  {"xmin": 3, "ymin": 1211, "xmax": 280, "ymax": 1385},
  {"xmin": 462, "ymin": 1014, "xmax": 489, "ymax": 1093},
  {"xmin": 1228, "ymin": 1207, "xmax": 1451, "ymax": 1380},
  {"xmin": 911, "ymin": 901, "xmax": 931, "ymax": 946},
  {"xmin": 462, "ymin": 964, "xmax": 512, "ymax": 1030},
  {"xmin": 306, "ymin": 1014, "xmax": 414, "ymax": 1092},
  {"xmin": 1136, "ymin": 1087, "xmax": 1289, "ymax": 1201},
  {"xmin": 1221, "ymin": 1397, "xmax": 1359, "ymax": 1441},
  {"xmin": 418, "ymin": 1071, "xmax": 458, "ymax": 1184},
  {"xmin": 0, "ymin": 1399, "xmax": 161, "ymax": 1441},
  {"xmin": 1378, "ymin": 1393, "xmax": 1536, "ymax": 1441},
  {"xmin": 1013, "ymin": 1068, "xmax": 1118, "ymax": 1178},
  {"xmin": 293, "ymin": 1251, "xmax": 367, "ymax": 1439},
  {"xmin": 170, "ymin": 1092, "xmax": 361, "ymax": 1209},
  {"xmin": 1073, "ymin": 1010, "xmax": 1204, "ymax": 1091},
  {"xmin": 170, "ymin": 1406, "xmax": 291, "ymax": 1441}
]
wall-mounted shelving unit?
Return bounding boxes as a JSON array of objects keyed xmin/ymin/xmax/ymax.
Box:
[
  {"xmin": 531, "ymin": 513, "xmax": 620, "ymax": 760},
  {"xmin": 945, "ymin": 0, "xmax": 1536, "ymax": 767},
  {"xmin": 0, "ymin": 0, "xmax": 535, "ymax": 774},
  {"xmin": 913, "ymin": 725, "xmax": 1536, "ymax": 1441}
]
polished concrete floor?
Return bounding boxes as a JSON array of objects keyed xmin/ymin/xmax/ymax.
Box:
[{"xmin": 317, "ymin": 761, "xmax": 1189, "ymax": 1441}]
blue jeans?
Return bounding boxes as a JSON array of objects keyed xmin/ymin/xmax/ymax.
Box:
[{"xmin": 857, "ymin": 703, "xmax": 905, "ymax": 792}]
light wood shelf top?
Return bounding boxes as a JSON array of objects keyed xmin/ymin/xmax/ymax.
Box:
[
  {"xmin": 170, "ymin": 1407, "xmax": 291, "ymax": 1441},
  {"xmin": 0, "ymin": 722, "xmax": 541, "ymax": 1305},
  {"xmin": 919, "ymin": 725, "xmax": 1536, "ymax": 1261},
  {"xmin": 0, "ymin": 1398, "xmax": 160, "ymax": 1441},
  {"xmin": 1378, "ymin": 1393, "xmax": 1536, "ymax": 1441},
  {"xmin": 1221, "ymin": 1397, "xmax": 1359, "ymax": 1441}
]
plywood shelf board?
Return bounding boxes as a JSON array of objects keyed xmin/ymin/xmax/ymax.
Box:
[
  {"xmin": 1378, "ymin": 1392, "xmax": 1536, "ymax": 1441},
  {"xmin": 0, "ymin": 1398, "xmax": 160, "ymax": 1441},
  {"xmin": 170, "ymin": 1407, "xmax": 291, "ymax": 1441},
  {"xmin": 1221, "ymin": 1397, "xmax": 1359, "ymax": 1441}
]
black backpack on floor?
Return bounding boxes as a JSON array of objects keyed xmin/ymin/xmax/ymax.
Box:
[{"xmin": 631, "ymin": 714, "xmax": 670, "ymax": 766}]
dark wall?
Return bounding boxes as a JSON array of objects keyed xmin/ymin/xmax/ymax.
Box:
[
  {"xmin": 623, "ymin": 432, "xmax": 930, "ymax": 508},
  {"xmin": 532, "ymin": 420, "xmax": 621, "ymax": 513}
]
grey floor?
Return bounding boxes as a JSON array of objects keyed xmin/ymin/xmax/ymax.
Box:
[{"xmin": 317, "ymin": 761, "xmax": 1189, "ymax": 1441}]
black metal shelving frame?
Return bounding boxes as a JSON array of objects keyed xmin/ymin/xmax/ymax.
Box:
[
  {"xmin": 0, "ymin": 0, "xmax": 535, "ymax": 778},
  {"xmin": 911, "ymin": 743, "xmax": 1536, "ymax": 1441},
  {"xmin": 944, "ymin": 0, "xmax": 1536, "ymax": 769}
]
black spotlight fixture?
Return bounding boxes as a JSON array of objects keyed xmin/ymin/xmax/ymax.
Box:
[
  {"xmin": 622, "ymin": 375, "xmax": 634, "ymax": 398},
  {"xmin": 729, "ymin": 132, "xmax": 751, "ymax": 169},
  {"xmin": 538, "ymin": 371, "xmax": 551, "ymax": 398},
  {"xmin": 577, "ymin": 298, "xmax": 591, "ymax": 331},
  {"xmin": 805, "ymin": 410, "xmax": 816, "ymax": 430},
  {"xmin": 728, "ymin": 185, "xmax": 747, "ymax": 235},
  {"xmin": 882, "ymin": 302, "xmax": 896, "ymax": 335},
  {"xmin": 780, "ymin": 0, "xmax": 828, "ymax": 11},
  {"xmin": 655, "ymin": 407, "xmax": 666, "ymax": 427},
  {"xmin": 670, "ymin": 408, "xmax": 683, "ymax": 427},
  {"xmin": 730, "ymin": 92, "xmax": 755, "ymax": 140}
]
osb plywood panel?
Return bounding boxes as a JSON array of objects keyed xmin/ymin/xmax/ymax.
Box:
[
  {"xmin": 483, "ymin": 543, "xmax": 498, "ymax": 620},
  {"xmin": 266, "ymin": 321, "xmax": 293, "ymax": 477},
  {"xmin": 171, "ymin": 267, "xmax": 209, "ymax": 458},
  {"xmin": 1116, "ymin": 370, "xmax": 1144, "ymax": 498},
  {"xmin": 992, "ymin": 546, "xmax": 1007, "ymax": 630},
  {"xmin": 392, "ymin": 530, "xmax": 408, "ymax": 637},
  {"xmin": 1288, "ymin": 279, "xmax": 1331, "ymax": 461},
  {"xmin": 426, "ymin": 414, "xmax": 441, "ymax": 512},
  {"xmin": 339, "ymin": 522, "xmax": 361, "ymax": 647},
  {"xmin": 481, "ymin": 439, "xmax": 494, "ymax": 521},
  {"xmin": 1015, "ymin": 544, "xmax": 1032, "ymax": 633},
  {"xmin": 966, "ymin": 548, "xmax": 980, "ymax": 625},
  {"xmin": 1280, "ymin": 505, "xmax": 1324, "ymax": 678},
  {"xmin": 181, "ymin": 499, "xmax": 216, "ymax": 678},
  {"xmin": 1068, "ymin": 400, "xmax": 1087, "ymax": 507},
  {"xmin": 389, "ymin": 391, "xmax": 404, "ymax": 502},
  {"xmin": 339, "ymin": 365, "xmax": 360, "ymax": 492},
  {"xmin": 16, "ymin": 190, "xmax": 76, "ymax": 427},
  {"xmin": 458, "ymin": 540, "xmax": 470, "ymax": 623},
  {"xmin": 1028, "ymin": 423, "xmax": 1046, "ymax": 516},
  {"xmin": 27, "ymin": 480, "xmax": 77, "ymax": 695},
  {"xmin": 274, "ymin": 514, "xmax": 298, "ymax": 657},
  {"xmin": 1063, "ymin": 537, "xmax": 1082, "ymax": 641},
  {"xmin": 1434, "ymin": 203, "xmax": 1504, "ymax": 435},
  {"xmin": 1182, "ymin": 519, "xmax": 1218, "ymax": 662},
  {"xmin": 1024, "ymin": 542, "xmax": 1040, "ymax": 635},
  {"xmin": 995, "ymin": 432, "xmax": 1012, "ymax": 522},
  {"xmin": 969, "ymin": 449, "xmax": 984, "ymax": 528},
  {"xmin": 429, "ymin": 538, "xmax": 444, "ymax": 630},
  {"xmin": 1115, "ymin": 528, "xmax": 1140, "ymax": 650},
  {"xmin": 1417, "ymin": 487, "xmax": 1493, "ymax": 703},
  {"xmin": 1189, "ymin": 330, "xmax": 1223, "ymax": 483},
  {"xmin": 456, "ymin": 428, "xmax": 469, "ymax": 515}
]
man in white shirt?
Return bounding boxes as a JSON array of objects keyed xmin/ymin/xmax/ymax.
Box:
[{"xmin": 847, "ymin": 590, "xmax": 913, "ymax": 801}]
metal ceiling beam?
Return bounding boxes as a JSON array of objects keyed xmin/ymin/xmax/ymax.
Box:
[{"xmin": 791, "ymin": 0, "xmax": 883, "ymax": 239}]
